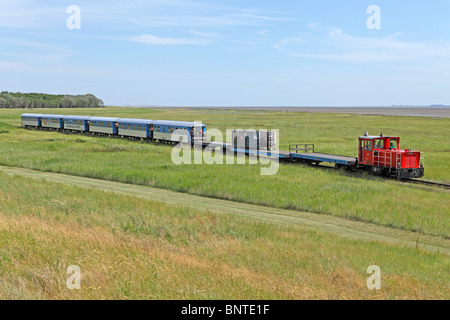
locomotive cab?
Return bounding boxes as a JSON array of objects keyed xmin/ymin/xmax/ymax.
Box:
[{"xmin": 358, "ymin": 133, "xmax": 424, "ymax": 179}]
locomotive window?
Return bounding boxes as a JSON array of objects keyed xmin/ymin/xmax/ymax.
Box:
[
  {"xmin": 389, "ymin": 139, "xmax": 399, "ymax": 149},
  {"xmin": 374, "ymin": 139, "xmax": 384, "ymax": 149},
  {"xmin": 363, "ymin": 140, "xmax": 373, "ymax": 151}
]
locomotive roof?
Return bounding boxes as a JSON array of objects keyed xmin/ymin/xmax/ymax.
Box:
[
  {"xmin": 152, "ymin": 120, "xmax": 207, "ymax": 127},
  {"xmin": 358, "ymin": 135, "xmax": 399, "ymax": 139},
  {"xmin": 117, "ymin": 118, "xmax": 154, "ymax": 124}
]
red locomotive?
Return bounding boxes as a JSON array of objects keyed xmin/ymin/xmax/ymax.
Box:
[{"xmin": 358, "ymin": 133, "xmax": 424, "ymax": 179}]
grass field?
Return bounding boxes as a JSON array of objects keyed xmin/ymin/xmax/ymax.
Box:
[
  {"xmin": 0, "ymin": 107, "xmax": 448, "ymax": 299},
  {"xmin": 0, "ymin": 172, "xmax": 448, "ymax": 299},
  {"xmin": 0, "ymin": 108, "xmax": 448, "ymax": 238}
]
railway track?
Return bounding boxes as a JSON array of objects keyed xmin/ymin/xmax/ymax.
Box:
[
  {"xmin": 300, "ymin": 162, "xmax": 450, "ymax": 190},
  {"xmin": 404, "ymin": 179, "xmax": 450, "ymax": 190},
  {"xmin": 22, "ymin": 126, "xmax": 450, "ymax": 189}
]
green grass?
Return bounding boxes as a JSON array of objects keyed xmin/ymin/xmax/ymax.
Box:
[
  {"xmin": 0, "ymin": 172, "xmax": 448, "ymax": 299},
  {"xmin": 0, "ymin": 108, "xmax": 449, "ymax": 238}
]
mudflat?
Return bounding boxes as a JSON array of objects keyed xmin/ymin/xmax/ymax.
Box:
[{"xmin": 123, "ymin": 106, "xmax": 450, "ymax": 118}]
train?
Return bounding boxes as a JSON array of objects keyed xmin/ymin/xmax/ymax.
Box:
[
  {"xmin": 356, "ymin": 133, "xmax": 424, "ymax": 179},
  {"xmin": 21, "ymin": 113, "xmax": 424, "ymax": 180},
  {"xmin": 21, "ymin": 113, "xmax": 207, "ymax": 144}
]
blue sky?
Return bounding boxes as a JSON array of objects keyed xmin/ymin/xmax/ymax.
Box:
[{"xmin": 0, "ymin": 0, "xmax": 449, "ymax": 106}]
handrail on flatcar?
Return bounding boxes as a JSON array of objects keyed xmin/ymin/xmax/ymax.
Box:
[{"xmin": 289, "ymin": 144, "xmax": 315, "ymax": 154}]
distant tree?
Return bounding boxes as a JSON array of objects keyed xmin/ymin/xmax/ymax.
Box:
[{"xmin": 0, "ymin": 91, "xmax": 105, "ymax": 108}]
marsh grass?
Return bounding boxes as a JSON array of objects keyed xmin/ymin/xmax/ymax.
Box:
[
  {"xmin": 0, "ymin": 108, "xmax": 448, "ymax": 238},
  {"xmin": 0, "ymin": 173, "xmax": 448, "ymax": 299}
]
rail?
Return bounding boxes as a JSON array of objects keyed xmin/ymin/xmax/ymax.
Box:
[
  {"xmin": 289, "ymin": 144, "xmax": 315, "ymax": 154},
  {"xmin": 404, "ymin": 179, "xmax": 450, "ymax": 190}
]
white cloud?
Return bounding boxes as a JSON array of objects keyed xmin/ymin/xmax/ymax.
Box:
[
  {"xmin": 274, "ymin": 26, "xmax": 450, "ymax": 64},
  {"xmin": 0, "ymin": 52, "xmax": 69, "ymax": 64},
  {"xmin": 0, "ymin": 0, "xmax": 62, "ymax": 29},
  {"xmin": 128, "ymin": 34, "xmax": 209, "ymax": 45},
  {"xmin": 256, "ymin": 29, "xmax": 270, "ymax": 36},
  {"xmin": 273, "ymin": 36, "xmax": 303, "ymax": 51}
]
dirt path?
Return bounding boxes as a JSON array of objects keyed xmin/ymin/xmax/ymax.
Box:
[{"xmin": 1, "ymin": 165, "xmax": 449, "ymax": 255}]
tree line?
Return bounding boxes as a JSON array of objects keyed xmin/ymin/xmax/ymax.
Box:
[{"xmin": 0, "ymin": 91, "xmax": 104, "ymax": 108}]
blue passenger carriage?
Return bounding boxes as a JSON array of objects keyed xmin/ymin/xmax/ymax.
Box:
[
  {"xmin": 152, "ymin": 120, "xmax": 207, "ymax": 143},
  {"xmin": 41, "ymin": 114, "xmax": 64, "ymax": 130},
  {"xmin": 117, "ymin": 118, "xmax": 153, "ymax": 139},
  {"xmin": 88, "ymin": 117, "xmax": 119, "ymax": 135},
  {"xmin": 63, "ymin": 115, "xmax": 90, "ymax": 132},
  {"xmin": 21, "ymin": 113, "xmax": 42, "ymax": 127}
]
